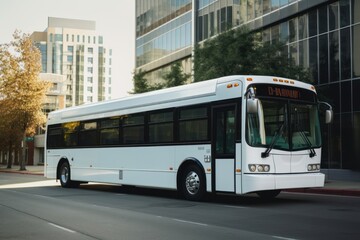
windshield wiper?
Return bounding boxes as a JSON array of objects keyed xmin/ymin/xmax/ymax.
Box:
[
  {"xmin": 298, "ymin": 131, "xmax": 316, "ymax": 158},
  {"xmin": 262, "ymin": 122, "xmax": 285, "ymax": 158}
]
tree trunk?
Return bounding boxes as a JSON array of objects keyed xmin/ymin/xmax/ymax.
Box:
[
  {"xmin": 19, "ymin": 134, "xmax": 27, "ymax": 171},
  {"xmin": 6, "ymin": 142, "xmax": 12, "ymax": 169}
]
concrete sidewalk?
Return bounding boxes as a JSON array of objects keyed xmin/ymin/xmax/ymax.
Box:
[
  {"xmin": 0, "ymin": 164, "xmax": 44, "ymax": 176},
  {"xmin": 1, "ymin": 164, "xmax": 360, "ymax": 197}
]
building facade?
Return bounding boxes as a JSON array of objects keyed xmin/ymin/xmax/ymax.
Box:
[
  {"xmin": 135, "ymin": 0, "xmax": 360, "ymax": 176},
  {"xmin": 31, "ymin": 17, "xmax": 113, "ymax": 107}
]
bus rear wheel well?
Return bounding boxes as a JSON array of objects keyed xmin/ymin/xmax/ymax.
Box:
[{"xmin": 56, "ymin": 158, "xmax": 69, "ymax": 180}]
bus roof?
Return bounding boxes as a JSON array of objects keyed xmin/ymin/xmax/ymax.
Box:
[{"xmin": 47, "ymin": 75, "xmax": 315, "ymax": 124}]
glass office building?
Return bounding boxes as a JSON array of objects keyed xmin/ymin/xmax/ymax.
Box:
[
  {"xmin": 31, "ymin": 17, "xmax": 113, "ymax": 107},
  {"xmin": 136, "ymin": 0, "xmax": 360, "ymax": 174}
]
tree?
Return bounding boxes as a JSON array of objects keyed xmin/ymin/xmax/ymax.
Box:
[
  {"xmin": 131, "ymin": 69, "xmax": 163, "ymax": 94},
  {"xmin": 163, "ymin": 61, "xmax": 190, "ymax": 88},
  {"xmin": 193, "ymin": 27, "xmax": 312, "ymax": 83},
  {"xmin": 0, "ymin": 31, "xmax": 50, "ymax": 170}
]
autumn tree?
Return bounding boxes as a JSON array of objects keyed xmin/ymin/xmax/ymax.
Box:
[{"xmin": 0, "ymin": 31, "xmax": 50, "ymax": 170}]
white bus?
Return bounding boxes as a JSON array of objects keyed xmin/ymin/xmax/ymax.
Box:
[{"xmin": 45, "ymin": 75, "xmax": 333, "ymax": 200}]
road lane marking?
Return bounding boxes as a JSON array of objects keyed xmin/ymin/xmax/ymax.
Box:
[
  {"xmin": 172, "ymin": 218, "xmax": 208, "ymax": 227},
  {"xmin": 49, "ymin": 223, "xmax": 76, "ymax": 233},
  {"xmin": 273, "ymin": 236, "xmax": 298, "ymax": 240},
  {"xmin": 222, "ymin": 205, "xmax": 248, "ymax": 209}
]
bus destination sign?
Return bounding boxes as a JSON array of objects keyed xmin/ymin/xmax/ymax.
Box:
[
  {"xmin": 252, "ymin": 84, "xmax": 316, "ymax": 102},
  {"xmin": 267, "ymin": 86, "xmax": 300, "ymax": 99}
]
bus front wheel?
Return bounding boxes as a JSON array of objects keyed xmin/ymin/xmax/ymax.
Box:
[
  {"xmin": 181, "ymin": 165, "xmax": 205, "ymax": 201},
  {"xmin": 59, "ymin": 162, "xmax": 79, "ymax": 188}
]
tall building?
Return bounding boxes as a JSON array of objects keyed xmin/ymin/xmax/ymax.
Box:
[
  {"xmin": 135, "ymin": 0, "xmax": 360, "ymax": 177},
  {"xmin": 31, "ymin": 17, "xmax": 113, "ymax": 107}
]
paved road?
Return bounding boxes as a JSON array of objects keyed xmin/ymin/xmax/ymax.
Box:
[{"xmin": 1, "ymin": 173, "xmax": 359, "ymax": 240}]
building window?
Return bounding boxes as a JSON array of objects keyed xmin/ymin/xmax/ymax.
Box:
[
  {"xmin": 87, "ymin": 77, "xmax": 93, "ymax": 83},
  {"xmin": 98, "ymin": 36, "xmax": 103, "ymax": 44},
  {"xmin": 87, "ymin": 86, "xmax": 93, "ymax": 93},
  {"xmin": 88, "ymin": 57, "xmax": 93, "ymax": 64},
  {"xmin": 88, "ymin": 67, "xmax": 93, "ymax": 73},
  {"xmin": 67, "ymin": 55, "xmax": 73, "ymax": 63},
  {"xmin": 88, "ymin": 47, "xmax": 93, "ymax": 53}
]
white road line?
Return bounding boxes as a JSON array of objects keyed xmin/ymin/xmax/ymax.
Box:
[
  {"xmin": 222, "ymin": 205, "xmax": 248, "ymax": 209},
  {"xmin": 273, "ymin": 236, "xmax": 298, "ymax": 240},
  {"xmin": 48, "ymin": 223, "xmax": 76, "ymax": 233},
  {"xmin": 172, "ymin": 218, "xmax": 208, "ymax": 227}
]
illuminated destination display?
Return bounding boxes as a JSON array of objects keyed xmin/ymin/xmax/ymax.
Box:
[
  {"xmin": 251, "ymin": 84, "xmax": 316, "ymax": 102},
  {"xmin": 267, "ymin": 86, "xmax": 300, "ymax": 99}
]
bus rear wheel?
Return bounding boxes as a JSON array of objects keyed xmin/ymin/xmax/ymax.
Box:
[
  {"xmin": 59, "ymin": 162, "xmax": 79, "ymax": 188},
  {"xmin": 181, "ymin": 165, "xmax": 205, "ymax": 201}
]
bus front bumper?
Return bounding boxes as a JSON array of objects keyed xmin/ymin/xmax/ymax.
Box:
[{"xmin": 242, "ymin": 172, "xmax": 325, "ymax": 194}]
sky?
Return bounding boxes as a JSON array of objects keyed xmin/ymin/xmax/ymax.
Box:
[{"xmin": 0, "ymin": 0, "xmax": 135, "ymax": 98}]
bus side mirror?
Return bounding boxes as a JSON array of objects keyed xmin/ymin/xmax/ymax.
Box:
[
  {"xmin": 325, "ymin": 109, "xmax": 333, "ymax": 124},
  {"xmin": 247, "ymin": 98, "xmax": 259, "ymax": 114}
]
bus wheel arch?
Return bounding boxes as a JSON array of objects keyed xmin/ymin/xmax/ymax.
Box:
[
  {"xmin": 57, "ymin": 158, "xmax": 79, "ymax": 188},
  {"xmin": 177, "ymin": 158, "xmax": 206, "ymax": 201}
]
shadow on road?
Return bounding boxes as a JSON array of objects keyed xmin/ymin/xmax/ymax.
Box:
[{"xmin": 77, "ymin": 183, "xmax": 314, "ymax": 207}]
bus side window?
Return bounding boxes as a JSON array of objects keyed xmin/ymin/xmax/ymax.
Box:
[
  {"xmin": 122, "ymin": 114, "xmax": 145, "ymax": 144},
  {"xmin": 100, "ymin": 118, "xmax": 120, "ymax": 145},
  {"xmin": 179, "ymin": 106, "xmax": 208, "ymax": 142},
  {"xmin": 47, "ymin": 125, "xmax": 63, "ymax": 148},
  {"xmin": 78, "ymin": 121, "xmax": 98, "ymax": 146},
  {"xmin": 63, "ymin": 122, "xmax": 80, "ymax": 147}
]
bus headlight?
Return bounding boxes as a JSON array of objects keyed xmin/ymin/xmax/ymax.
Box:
[
  {"xmin": 248, "ymin": 164, "xmax": 270, "ymax": 172},
  {"xmin": 249, "ymin": 165, "xmax": 256, "ymax": 172},
  {"xmin": 308, "ymin": 164, "xmax": 320, "ymax": 172}
]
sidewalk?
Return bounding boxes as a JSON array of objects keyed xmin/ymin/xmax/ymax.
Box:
[
  {"xmin": 1, "ymin": 164, "xmax": 360, "ymax": 197},
  {"xmin": 0, "ymin": 164, "xmax": 44, "ymax": 176}
]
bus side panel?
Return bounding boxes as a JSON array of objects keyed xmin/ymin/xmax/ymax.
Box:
[
  {"xmin": 174, "ymin": 144, "xmax": 212, "ymax": 192},
  {"xmin": 70, "ymin": 146, "xmax": 177, "ymax": 189},
  {"xmin": 45, "ymin": 150, "xmax": 61, "ymax": 179}
]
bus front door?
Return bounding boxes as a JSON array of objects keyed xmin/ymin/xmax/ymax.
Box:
[{"xmin": 212, "ymin": 105, "xmax": 236, "ymax": 193}]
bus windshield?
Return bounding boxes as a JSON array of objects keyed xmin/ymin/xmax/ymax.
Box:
[{"xmin": 246, "ymin": 99, "xmax": 322, "ymax": 151}]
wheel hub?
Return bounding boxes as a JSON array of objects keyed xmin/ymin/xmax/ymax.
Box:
[{"xmin": 185, "ymin": 171, "xmax": 200, "ymax": 195}]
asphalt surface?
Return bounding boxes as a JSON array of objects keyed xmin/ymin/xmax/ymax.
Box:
[{"xmin": 1, "ymin": 173, "xmax": 360, "ymax": 240}]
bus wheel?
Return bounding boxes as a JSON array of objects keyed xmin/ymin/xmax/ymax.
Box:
[
  {"xmin": 59, "ymin": 162, "xmax": 78, "ymax": 188},
  {"xmin": 181, "ymin": 165, "xmax": 205, "ymax": 201},
  {"xmin": 257, "ymin": 190, "xmax": 281, "ymax": 199}
]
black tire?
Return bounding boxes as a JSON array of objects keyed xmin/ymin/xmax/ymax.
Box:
[
  {"xmin": 257, "ymin": 190, "xmax": 281, "ymax": 199},
  {"xmin": 180, "ymin": 164, "xmax": 206, "ymax": 201},
  {"xmin": 59, "ymin": 162, "xmax": 79, "ymax": 188}
]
